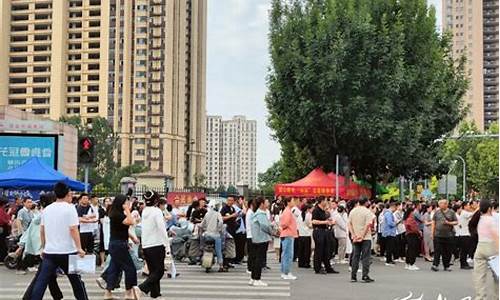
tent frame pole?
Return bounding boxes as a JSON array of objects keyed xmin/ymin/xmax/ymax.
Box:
[{"xmin": 335, "ymin": 154, "xmax": 339, "ymax": 201}]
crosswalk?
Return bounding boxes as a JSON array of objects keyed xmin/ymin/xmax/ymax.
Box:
[{"xmin": 0, "ymin": 259, "xmax": 291, "ymax": 300}]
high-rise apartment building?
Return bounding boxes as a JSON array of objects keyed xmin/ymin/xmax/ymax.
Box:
[
  {"xmin": 442, "ymin": 0, "xmax": 499, "ymax": 130},
  {"xmin": 206, "ymin": 115, "xmax": 257, "ymax": 190},
  {"xmin": 0, "ymin": 0, "xmax": 207, "ymax": 188}
]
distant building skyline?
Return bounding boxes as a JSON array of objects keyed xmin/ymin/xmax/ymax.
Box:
[
  {"xmin": 442, "ymin": 0, "xmax": 499, "ymax": 129},
  {"xmin": 0, "ymin": 0, "xmax": 207, "ymax": 188},
  {"xmin": 205, "ymin": 115, "xmax": 257, "ymax": 190}
]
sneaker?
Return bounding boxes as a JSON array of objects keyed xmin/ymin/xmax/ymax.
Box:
[
  {"xmin": 467, "ymin": 258, "xmax": 473, "ymax": 264},
  {"xmin": 431, "ymin": 266, "xmax": 439, "ymax": 272},
  {"xmin": 248, "ymin": 279, "xmax": 255, "ymax": 286},
  {"xmin": 444, "ymin": 267, "xmax": 452, "ymax": 272},
  {"xmin": 404, "ymin": 264, "xmax": 409, "ymax": 270},
  {"xmin": 362, "ymin": 276, "xmax": 375, "ymax": 283},
  {"xmin": 27, "ymin": 267, "xmax": 38, "ymax": 272},
  {"xmin": 96, "ymin": 277, "xmax": 106, "ymax": 290},
  {"xmin": 408, "ymin": 265, "xmax": 420, "ymax": 271},
  {"xmin": 326, "ymin": 269, "xmax": 339, "ymax": 274},
  {"xmin": 252, "ymin": 280, "xmax": 268, "ymax": 287},
  {"xmin": 350, "ymin": 277, "xmax": 357, "ymax": 283},
  {"xmin": 461, "ymin": 265, "xmax": 473, "ymax": 270},
  {"xmin": 16, "ymin": 270, "xmax": 27, "ymax": 275},
  {"xmin": 246, "ymin": 270, "xmax": 252, "ymax": 274},
  {"xmin": 281, "ymin": 273, "xmax": 297, "ymax": 280},
  {"xmin": 385, "ymin": 263, "xmax": 395, "ymax": 267},
  {"xmin": 395, "ymin": 258, "xmax": 405, "ymax": 263},
  {"xmin": 379, "ymin": 257, "xmax": 386, "ymax": 262},
  {"xmin": 315, "ymin": 269, "xmax": 327, "ymax": 275}
]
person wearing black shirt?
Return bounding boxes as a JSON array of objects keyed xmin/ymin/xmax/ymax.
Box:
[
  {"xmin": 220, "ymin": 196, "xmax": 239, "ymax": 266},
  {"xmin": 104, "ymin": 194, "xmax": 141, "ymax": 300},
  {"xmin": 311, "ymin": 197, "xmax": 337, "ymax": 274},
  {"xmin": 191, "ymin": 199, "xmax": 208, "ymax": 224},
  {"xmin": 220, "ymin": 196, "xmax": 239, "ymax": 235}
]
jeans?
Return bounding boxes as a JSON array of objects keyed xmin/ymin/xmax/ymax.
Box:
[
  {"xmin": 140, "ymin": 245, "xmax": 165, "ymax": 298},
  {"xmin": 351, "ymin": 240, "xmax": 371, "ymax": 279},
  {"xmin": 313, "ymin": 229, "xmax": 333, "ymax": 272},
  {"xmin": 23, "ymin": 263, "xmax": 63, "ymax": 300},
  {"xmin": 405, "ymin": 233, "xmax": 420, "ymax": 265},
  {"xmin": 281, "ymin": 237, "xmax": 294, "ymax": 275},
  {"xmin": 251, "ymin": 242, "xmax": 267, "ymax": 280},
  {"xmin": 433, "ymin": 237, "xmax": 452, "ymax": 269},
  {"xmin": 107, "ymin": 240, "xmax": 137, "ymax": 290},
  {"xmin": 31, "ymin": 253, "xmax": 88, "ymax": 300},
  {"xmin": 204, "ymin": 233, "xmax": 223, "ymax": 265}
]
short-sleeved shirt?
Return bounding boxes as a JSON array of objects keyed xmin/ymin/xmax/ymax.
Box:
[
  {"xmin": 17, "ymin": 207, "xmax": 33, "ymax": 232},
  {"xmin": 76, "ymin": 205, "xmax": 97, "ymax": 233},
  {"xmin": 433, "ymin": 209, "xmax": 457, "ymax": 238},
  {"xmin": 349, "ymin": 206, "xmax": 374, "ymax": 241},
  {"xmin": 109, "ymin": 211, "xmax": 129, "ymax": 241},
  {"xmin": 191, "ymin": 208, "xmax": 207, "ymax": 224},
  {"xmin": 312, "ymin": 207, "xmax": 328, "ymax": 229},
  {"xmin": 41, "ymin": 201, "xmax": 80, "ymax": 254},
  {"xmin": 220, "ymin": 205, "xmax": 238, "ymax": 234}
]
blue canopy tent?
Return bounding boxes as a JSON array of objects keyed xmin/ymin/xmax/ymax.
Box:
[{"xmin": 0, "ymin": 157, "xmax": 88, "ymax": 191}]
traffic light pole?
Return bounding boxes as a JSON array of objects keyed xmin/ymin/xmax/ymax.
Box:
[{"xmin": 84, "ymin": 164, "xmax": 89, "ymax": 193}]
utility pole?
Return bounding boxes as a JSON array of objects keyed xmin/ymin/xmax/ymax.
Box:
[{"xmin": 455, "ymin": 155, "xmax": 466, "ymax": 201}]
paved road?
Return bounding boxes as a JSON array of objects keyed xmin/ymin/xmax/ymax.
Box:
[{"xmin": 0, "ymin": 256, "xmax": 486, "ymax": 300}]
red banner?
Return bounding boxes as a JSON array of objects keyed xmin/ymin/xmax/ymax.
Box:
[{"xmin": 167, "ymin": 192, "xmax": 205, "ymax": 206}]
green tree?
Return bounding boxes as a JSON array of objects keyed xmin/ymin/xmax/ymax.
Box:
[
  {"xmin": 110, "ymin": 164, "xmax": 149, "ymax": 190},
  {"xmin": 227, "ymin": 185, "xmax": 238, "ymax": 195},
  {"xmin": 258, "ymin": 160, "xmax": 284, "ymax": 195},
  {"xmin": 193, "ymin": 173, "xmax": 207, "ymax": 189},
  {"xmin": 60, "ymin": 116, "xmax": 119, "ymax": 189},
  {"xmin": 440, "ymin": 122, "xmax": 499, "ymax": 198},
  {"xmin": 266, "ymin": 0, "xmax": 468, "ymax": 189},
  {"xmin": 216, "ymin": 185, "xmax": 227, "ymax": 194}
]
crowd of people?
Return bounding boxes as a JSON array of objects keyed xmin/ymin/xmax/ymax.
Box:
[{"xmin": 0, "ymin": 183, "xmax": 498, "ymax": 299}]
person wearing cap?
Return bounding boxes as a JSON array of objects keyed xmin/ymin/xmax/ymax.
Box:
[{"xmin": 137, "ymin": 191, "xmax": 170, "ymax": 299}]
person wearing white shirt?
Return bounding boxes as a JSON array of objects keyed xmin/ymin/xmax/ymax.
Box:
[
  {"xmin": 245, "ymin": 199, "xmax": 255, "ymax": 273},
  {"xmin": 172, "ymin": 198, "xmax": 187, "ymax": 222},
  {"xmin": 393, "ymin": 203, "xmax": 406, "ymax": 263},
  {"xmin": 297, "ymin": 204, "xmax": 313, "ymax": 268},
  {"xmin": 457, "ymin": 202, "xmax": 474, "ymax": 269},
  {"xmin": 333, "ymin": 204, "xmax": 348, "ymax": 264},
  {"xmin": 137, "ymin": 191, "xmax": 170, "ymax": 299},
  {"xmin": 31, "ymin": 182, "xmax": 87, "ymax": 300}
]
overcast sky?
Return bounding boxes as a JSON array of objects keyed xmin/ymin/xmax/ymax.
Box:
[{"xmin": 206, "ymin": 0, "xmax": 442, "ymax": 174}]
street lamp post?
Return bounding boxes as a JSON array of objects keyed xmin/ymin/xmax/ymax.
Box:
[{"xmin": 455, "ymin": 155, "xmax": 466, "ymax": 201}]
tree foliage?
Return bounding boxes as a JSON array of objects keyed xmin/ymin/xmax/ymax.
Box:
[
  {"xmin": 258, "ymin": 160, "xmax": 285, "ymax": 195},
  {"xmin": 440, "ymin": 122, "xmax": 499, "ymax": 198},
  {"xmin": 60, "ymin": 116, "xmax": 148, "ymax": 191},
  {"xmin": 266, "ymin": 0, "xmax": 468, "ymax": 184}
]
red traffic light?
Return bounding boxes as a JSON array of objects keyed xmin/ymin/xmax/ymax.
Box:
[{"xmin": 81, "ymin": 137, "xmax": 93, "ymax": 150}]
